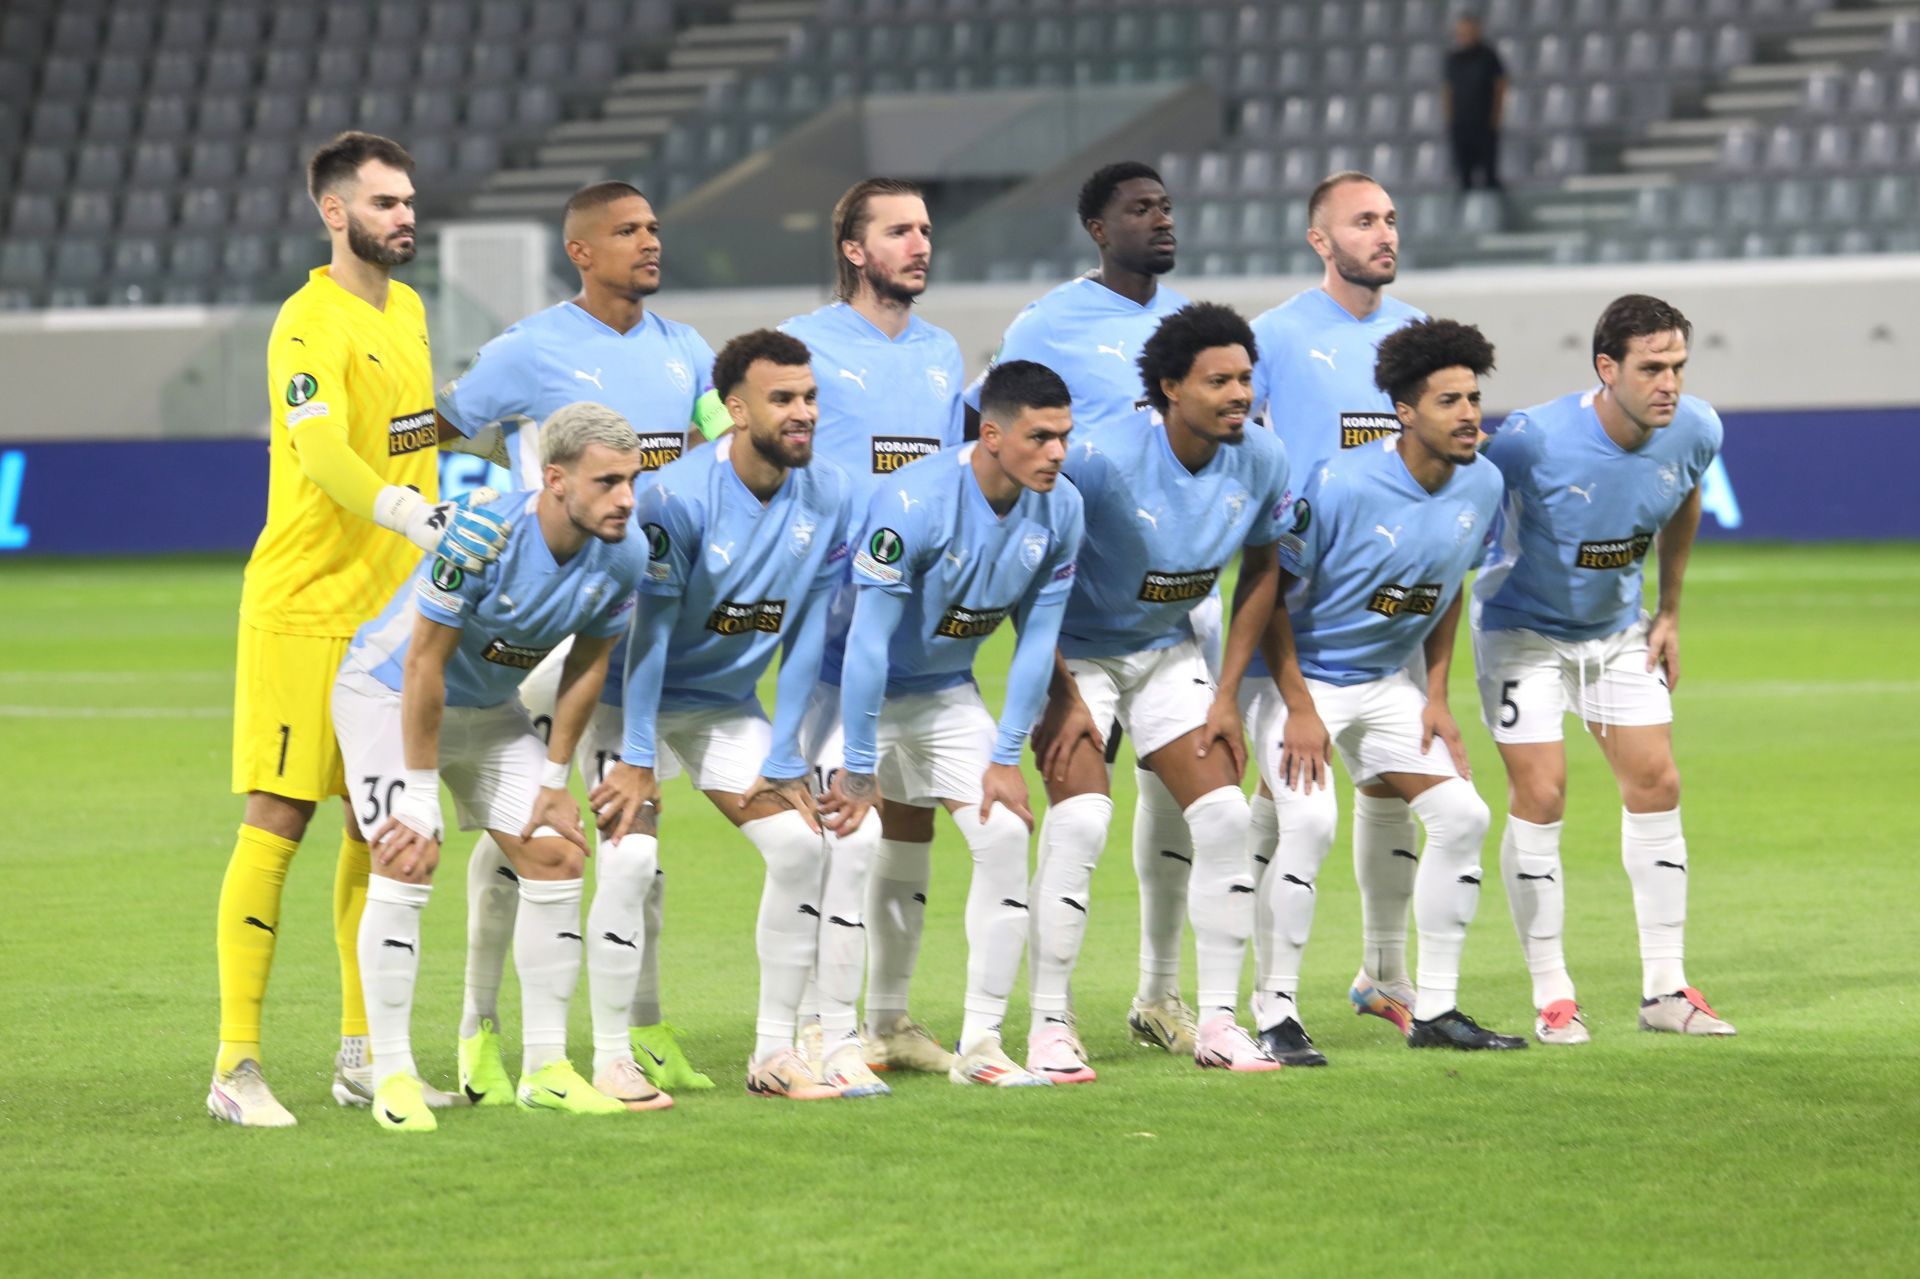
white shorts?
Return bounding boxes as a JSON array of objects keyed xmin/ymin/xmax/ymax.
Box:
[
  {"xmin": 520, "ymin": 638, "xmax": 681, "ymax": 783},
  {"xmin": 655, "ymin": 700, "xmax": 772, "ymax": 796},
  {"xmin": 1189, "ymin": 591, "xmax": 1224, "ymax": 683},
  {"xmin": 873, "ymin": 683, "xmax": 996, "ymax": 807},
  {"xmin": 1253, "ymin": 667, "xmax": 1459, "ymax": 794},
  {"xmin": 331, "ymin": 679, "xmax": 552, "ymax": 837},
  {"xmin": 1067, "ymin": 637, "xmax": 1216, "ymax": 761},
  {"xmin": 1473, "ymin": 617, "xmax": 1673, "ymax": 745},
  {"xmin": 799, "ymin": 681, "xmax": 846, "ymax": 796},
  {"xmin": 1237, "ymin": 678, "xmax": 1282, "ymax": 786}
]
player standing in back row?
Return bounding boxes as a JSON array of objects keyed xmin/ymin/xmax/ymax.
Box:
[
  {"xmin": 434, "ymin": 180, "xmax": 724, "ymax": 1101},
  {"xmin": 780, "ymin": 178, "xmax": 966, "ymax": 1077},
  {"xmin": 211, "ymin": 132, "xmax": 507, "ymax": 1127},
  {"xmin": 1243, "ymin": 171, "xmax": 1430, "ymax": 1055},
  {"xmin": 1473, "ymin": 294, "xmax": 1734, "ymax": 1043},
  {"xmin": 966, "ymin": 160, "xmax": 1208, "ymax": 1058}
]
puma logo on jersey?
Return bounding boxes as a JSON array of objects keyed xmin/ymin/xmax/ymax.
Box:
[
  {"xmin": 838, "ymin": 367, "xmax": 868, "ymax": 390},
  {"xmin": 709, "ymin": 541, "xmax": 734, "ymax": 565},
  {"xmin": 1096, "ymin": 341, "xmax": 1127, "ymax": 361},
  {"xmin": 574, "ymin": 368, "xmax": 603, "ymax": 388},
  {"xmin": 899, "ymin": 490, "xmax": 922, "ymax": 513},
  {"xmin": 1309, "ymin": 348, "xmax": 1337, "ymax": 369},
  {"xmin": 943, "ymin": 547, "xmax": 966, "ymax": 568},
  {"xmin": 1568, "ymin": 483, "xmax": 1596, "ymax": 503},
  {"xmin": 1136, "ymin": 508, "xmax": 1159, "ymax": 528},
  {"xmin": 1373, "ymin": 524, "xmax": 1401, "ymax": 547}
]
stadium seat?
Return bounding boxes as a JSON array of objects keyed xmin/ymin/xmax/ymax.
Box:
[
  {"xmin": 268, "ymin": 9, "xmax": 322, "ymax": 48},
  {"xmin": 1768, "ymin": 178, "xmax": 1816, "ymax": 229},
  {"xmin": 323, "ymin": 4, "xmax": 374, "ymax": 45},
  {"xmin": 235, "ymin": 189, "xmax": 282, "ymax": 231},
  {"xmin": 1857, "ymin": 121, "xmax": 1899, "ymax": 168},
  {"xmin": 39, "ymin": 55, "xmax": 92, "ymax": 101},
  {"xmin": 65, "ymin": 191, "xmax": 114, "ymax": 236},
  {"xmin": 377, "ymin": 3, "xmax": 427, "ymax": 43},
  {"xmin": 150, "ymin": 51, "xmax": 201, "ymax": 95},
  {"xmin": 316, "ymin": 48, "xmax": 364, "ymax": 90},
  {"xmin": 205, "ymin": 49, "xmax": 254, "ymax": 92},
  {"xmin": 1809, "ymin": 123, "xmax": 1852, "ymax": 170},
  {"xmin": 8, "ymin": 193, "xmax": 59, "ymax": 236},
  {"xmin": 1762, "ymin": 124, "xmax": 1805, "ymax": 172},
  {"xmin": 189, "ymin": 141, "xmax": 241, "ymax": 184},
  {"xmin": 112, "ymin": 237, "xmax": 166, "ymax": 282},
  {"xmin": 0, "ymin": 240, "xmax": 50, "ymax": 289},
  {"xmin": 212, "ymin": 8, "xmax": 265, "ymax": 49},
  {"xmin": 30, "ymin": 101, "xmax": 82, "ymax": 146},
  {"xmin": 180, "ymin": 188, "xmax": 232, "ymax": 228},
  {"xmin": 72, "ymin": 143, "xmax": 126, "ymax": 190},
  {"xmin": 141, "ymin": 96, "xmax": 193, "ymax": 140},
  {"xmin": 1676, "ymin": 183, "xmax": 1720, "ymax": 229},
  {"xmin": 121, "ymin": 190, "xmax": 174, "ymax": 233},
  {"xmin": 1866, "ymin": 175, "xmax": 1912, "ymax": 225},
  {"xmin": 197, "ymin": 96, "xmax": 249, "ymax": 138},
  {"xmin": 84, "ymin": 96, "xmax": 138, "ymax": 141},
  {"xmin": 18, "ymin": 145, "xmax": 70, "ymax": 190},
  {"xmin": 52, "ymin": 240, "xmax": 107, "ymax": 286}
]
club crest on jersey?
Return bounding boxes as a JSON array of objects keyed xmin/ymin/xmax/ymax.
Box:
[
  {"xmin": 665, "ymin": 358, "xmax": 693, "ymax": 393},
  {"xmin": 934, "ymin": 603, "xmax": 1011, "ymax": 640},
  {"xmin": 285, "ymin": 372, "xmax": 319, "ymax": 406},
  {"xmin": 388, "ymin": 409, "xmax": 436, "ymax": 456},
  {"xmin": 1365, "ymin": 582, "xmax": 1442, "ymax": 617},
  {"xmin": 1575, "ymin": 532, "xmax": 1654, "ymax": 570},
  {"xmin": 926, "ymin": 365, "xmax": 950, "ymax": 395},
  {"xmin": 1223, "ymin": 489, "xmax": 1248, "ymax": 522},
  {"xmin": 1339, "ymin": 412, "xmax": 1400, "ymax": 449},
  {"xmin": 1137, "ymin": 567, "xmax": 1220, "ymax": 604},
  {"xmin": 1657, "ymin": 463, "xmax": 1679, "ymax": 497},
  {"xmin": 789, "ymin": 515, "xmax": 816, "ymax": 557},
  {"xmin": 871, "ymin": 436, "xmax": 940, "ymax": 474},
  {"xmin": 1020, "ymin": 532, "xmax": 1048, "ymax": 570},
  {"xmin": 706, "ymin": 598, "xmax": 786, "ymax": 636},
  {"xmin": 1455, "ymin": 509, "xmax": 1480, "ymax": 544}
]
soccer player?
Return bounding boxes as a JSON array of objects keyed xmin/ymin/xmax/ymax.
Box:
[
  {"xmin": 334, "ymin": 402, "xmax": 648, "ymax": 1131},
  {"xmin": 827, "ymin": 360, "xmax": 1084, "ymax": 1086},
  {"xmin": 210, "ymin": 132, "xmax": 508, "ymax": 1128},
  {"xmin": 434, "ymin": 181, "xmax": 725, "ymax": 1099},
  {"xmin": 966, "ymin": 160, "xmax": 1207, "ymax": 1057},
  {"xmin": 1258, "ymin": 318, "xmax": 1524, "ymax": 1057},
  {"xmin": 1027, "ymin": 303, "xmax": 1288, "ymax": 1081},
  {"xmin": 1474, "ymin": 294, "xmax": 1734, "ymax": 1042},
  {"xmin": 779, "ymin": 178, "xmax": 966, "ymax": 1076},
  {"xmin": 590, "ymin": 330, "xmax": 857, "ymax": 1101},
  {"xmin": 1242, "ymin": 171, "xmax": 1430, "ymax": 1055}
]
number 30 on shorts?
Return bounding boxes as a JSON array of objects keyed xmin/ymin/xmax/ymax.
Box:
[{"xmin": 358, "ymin": 775, "xmax": 405, "ymax": 826}]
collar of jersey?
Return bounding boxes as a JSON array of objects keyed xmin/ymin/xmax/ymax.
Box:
[
  {"xmin": 1072, "ymin": 274, "xmax": 1181, "ymax": 314},
  {"xmin": 311, "ymin": 265, "xmax": 395, "ymax": 316},
  {"xmin": 1151, "ymin": 420, "xmax": 1227, "ymax": 479},
  {"xmin": 518, "ymin": 494, "xmax": 563, "ymax": 573},
  {"xmin": 561, "ymin": 301, "xmax": 654, "ymax": 340},
  {"xmin": 1383, "ymin": 439, "xmax": 1461, "ymax": 500},
  {"xmin": 714, "ymin": 435, "xmax": 790, "ymax": 510},
  {"xmin": 830, "ymin": 301, "xmax": 926, "ymax": 345},
  {"xmin": 959, "ymin": 449, "xmax": 1022, "ymax": 525}
]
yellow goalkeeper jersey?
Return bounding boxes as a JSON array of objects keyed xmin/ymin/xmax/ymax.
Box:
[{"xmin": 240, "ymin": 266, "xmax": 438, "ymax": 637}]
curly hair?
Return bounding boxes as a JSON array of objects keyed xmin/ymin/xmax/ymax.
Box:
[
  {"xmin": 711, "ymin": 329, "xmax": 813, "ymax": 400},
  {"xmin": 1077, "ymin": 160, "xmax": 1164, "ymax": 226},
  {"xmin": 1372, "ymin": 318, "xmax": 1496, "ymax": 407},
  {"xmin": 1135, "ymin": 303, "xmax": 1259, "ymax": 415}
]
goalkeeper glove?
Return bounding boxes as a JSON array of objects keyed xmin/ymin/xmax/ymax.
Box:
[{"xmin": 373, "ymin": 485, "xmax": 511, "ymax": 572}]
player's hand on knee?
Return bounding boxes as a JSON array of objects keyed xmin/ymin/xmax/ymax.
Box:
[
  {"xmin": 524, "ymin": 784, "xmax": 590, "ymax": 854},
  {"xmin": 371, "ymin": 820, "xmax": 440, "ymax": 881},
  {"xmin": 978, "ymin": 762, "xmax": 1034, "ymax": 830},
  {"xmin": 1421, "ymin": 700, "xmax": 1473, "ymax": 780},
  {"xmin": 1280, "ymin": 705, "xmax": 1332, "ymax": 793},
  {"xmin": 820, "ymin": 770, "xmax": 876, "ymax": 837},
  {"xmin": 1647, "ymin": 613, "xmax": 1681, "ymax": 690},
  {"xmin": 740, "ymin": 775, "xmax": 823, "ymax": 833},
  {"xmin": 1035, "ymin": 690, "xmax": 1103, "ymax": 783},
  {"xmin": 1197, "ymin": 692, "xmax": 1247, "ymax": 776},
  {"xmin": 590, "ymin": 762, "xmax": 659, "ymax": 841}
]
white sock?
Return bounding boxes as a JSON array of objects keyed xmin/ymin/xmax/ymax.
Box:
[
  {"xmin": 1246, "ymin": 790, "xmax": 1279, "ymax": 888},
  {"xmin": 816, "ymin": 810, "xmax": 878, "ymax": 1047},
  {"xmin": 1131, "ymin": 768, "xmax": 1190, "ymax": 1004},
  {"xmin": 1352, "ymin": 790, "xmax": 1415, "ymax": 985},
  {"xmin": 460, "ymin": 833, "xmax": 518, "ymax": 1039},
  {"xmin": 1183, "ymin": 786, "xmax": 1255, "ymax": 1019},
  {"xmin": 744, "ymin": 811, "xmax": 828, "ymax": 1063},
  {"xmin": 586, "ymin": 834, "xmax": 657, "ymax": 1072},
  {"xmin": 1500, "ymin": 815, "xmax": 1574, "ymax": 1007},
  {"xmin": 514, "ymin": 877, "xmax": 584, "ymax": 1076},
  {"xmin": 863, "ymin": 837, "xmax": 930, "ymax": 1034},
  {"xmin": 629, "ymin": 863, "xmax": 665, "ymax": 1026},
  {"xmin": 958, "ymin": 804, "xmax": 1033, "ymax": 1054},
  {"xmin": 1408, "ymin": 780, "xmax": 1491, "ymax": 1022},
  {"xmin": 359, "ymin": 875, "xmax": 431, "ymax": 1089},
  {"xmin": 1254, "ymin": 779, "xmax": 1337, "ymax": 1030},
  {"xmin": 1622, "ymin": 807, "xmax": 1688, "ymax": 998},
  {"xmin": 1027, "ymin": 793, "xmax": 1114, "ymax": 1036}
]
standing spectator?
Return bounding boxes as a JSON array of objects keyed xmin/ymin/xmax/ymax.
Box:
[{"xmin": 1444, "ymin": 13, "xmax": 1508, "ymax": 191}]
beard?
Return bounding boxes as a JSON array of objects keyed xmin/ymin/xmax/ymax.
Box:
[
  {"xmin": 749, "ymin": 427, "xmax": 812, "ymax": 470},
  {"xmin": 347, "ymin": 212, "xmax": 415, "ymax": 268},
  {"xmin": 863, "ymin": 258, "xmax": 925, "ymax": 307},
  {"xmin": 1330, "ymin": 242, "xmax": 1395, "ymax": 289}
]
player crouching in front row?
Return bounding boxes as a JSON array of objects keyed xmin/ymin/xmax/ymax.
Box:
[{"xmin": 332, "ymin": 402, "xmax": 651, "ymax": 1131}]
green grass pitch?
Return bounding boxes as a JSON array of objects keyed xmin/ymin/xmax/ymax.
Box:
[{"xmin": 3, "ymin": 545, "xmax": 1916, "ymax": 1276}]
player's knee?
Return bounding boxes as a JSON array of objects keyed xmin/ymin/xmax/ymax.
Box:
[
  {"xmin": 827, "ymin": 809, "xmax": 878, "ymax": 877},
  {"xmin": 1624, "ymin": 763, "xmax": 1681, "ymax": 813},
  {"xmin": 961, "ymin": 804, "xmax": 1030, "ymax": 866},
  {"xmin": 246, "ymin": 791, "xmax": 316, "ymax": 840},
  {"xmin": 1274, "ymin": 783, "xmax": 1339, "ymax": 852},
  {"xmin": 1412, "ymin": 777, "xmax": 1491, "ymax": 848},
  {"xmin": 880, "ymin": 802, "xmax": 936, "ymax": 843},
  {"xmin": 517, "ymin": 838, "xmax": 585, "ymax": 880},
  {"xmin": 1046, "ymin": 793, "xmax": 1114, "ymax": 869},
  {"xmin": 745, "ymin": 811, "xmax": 827, "ymax": 889},
  {"xmin": 1509, "ymin": 773, "xmax": 1567, "ymax": 823},
  {"xmin": 602, "ymin": 832, "xmax": 659, "ymax": 892}
]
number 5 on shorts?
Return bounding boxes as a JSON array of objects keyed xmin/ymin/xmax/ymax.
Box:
[{"xmin": 1498, "ymin": 680, "xmax": 1520, "ymax": 729}]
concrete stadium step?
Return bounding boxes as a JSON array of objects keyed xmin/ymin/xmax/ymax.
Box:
[
  {"xmin": 484, "ymin": 166, "xmax": 607, "ymax": 190},
  {"xmin": 1619, "ymin": 144, "xmax": 1720, "ymax": 170},
  {"xmin": 1811, "ymin": 4, "xmax": 1919, "ymax": 28},
  {"xmin": 678, "ymin": 20, "xmax": 806, "ymax": 45},
  {"xmin": 668, "ymin": 43, "xmax": 788, "ymax": 70},
  {"xmin": 1646, "ymin": 117, "xmax": 1756, "ymax": 141},
  {"xmin": 538, "ymin": 140, "xmax": 659, "ymax": 166},
  {"xmin": 610, "ymin": 68, "xmax": 737, "ymax": 94},
  {"xmin": 548, "ymin": 117, "xmax": 676, "ymax": 142},
  {"xmin": 1703, "ymin": 88, "xmax": 1803, "ymax": 114},
  {"xmin": 734, "ymin": 0, "xmax": 819, "ymax": 19},
  {"xmin": 1722, "ymin": 62, "xmax": 1842, "ymax": 86},
  {"xmin": 603, "ymin": 91, "xmax": 708, "ymax": 117},
  {"xmin": 1560, "ymin": 172, "xmax": 1675, "ymax": 194},
  {"xmin": 469, "ymin": 189, "xmax": 593, "ymax": 216},
  {"xmin": 1784, "ymin": 34, "xmax": 1887, "ymax": 57}
]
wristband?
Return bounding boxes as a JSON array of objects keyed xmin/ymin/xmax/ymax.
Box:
[
  {"xmin": 391, "ymin": 769, "xmax": 443, "ymax": 839},
  {"xmin": 371, "ymin": 484, "xmax": 426, "ymax": 534},
  {"xmin": 540, "ymin": 758, "xmax": 571, "ymax": 790}
]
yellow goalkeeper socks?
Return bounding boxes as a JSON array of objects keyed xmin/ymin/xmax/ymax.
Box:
[
  {"xmin": 335, "ymin": 833, "xmax": 372, "ymax": 1040},
  {"xmin": 216, "ymin": 824, "xmax": 299, "ymax": 1074}
]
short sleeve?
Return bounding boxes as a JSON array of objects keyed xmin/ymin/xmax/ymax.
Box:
[
  {"xmin": 634, "ymin": 481, "xmax": 699, "ymax": 597},
  {"xmin": 435, "ymin": 328, "xmax": 536, "ymax": 438},
  {"xmin": 940, "ymin": 342, "xmax": 967, "ymax": 448},
  {"xmin": 1243, "ymin": 438, "xmax": 1294, "ymax": 548},
  {"xmin": 1060, "ymin": 437, "xmax": 1110, "ymax": 509},
  {"xmin": 1033, "ymin": 490, "xmax": 1085, "ymax": 601},
  {"xmin": 413, "ymin": 555, "xmax": 489, "ymax": 627},
  {"xmin": 851, "ymin": 482, "xmax": 929, "ymax": 597},
  {"xmin": 1276, "ymin": 465, "xmax": 1335, "ymax": 578},
  {"xmin": 586, "ymin": 587, "xmax": 637, "ymax": 639},
  {"xmin": 270, "ymin": 300, "xmax": 351, "ymax": 439},
  {"xmin": 1481, "ymin": 410, "xmax": 1537, "ymax": 495}
]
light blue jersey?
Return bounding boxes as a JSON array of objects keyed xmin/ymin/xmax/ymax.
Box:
[
  {"xmin": 342, "ymin": 490, "xmax": 642, "ymax": 708},
  {"xmin": 436, "ymin": 302, "xmax": 716, "ymax": 486},
  {"xmin": 1278, "ymin": 439, "xmax": 1503, "ymax": 686},
  {"xmin": 620, "ymin": 438, "xmax": 855, "ymax": 778},
  {"xmin": 1475, "ymin": 389, "xmax": 1723, "ymax": 642},
  {"xmin": 1250, "ymin": 288, "xmax": 1427, "ymax": 472},
  {"xmin": 778, "ymin": 301, "xmax": 966, "ymax": 505},
  {"xmin": 965, "ymin": 275, "xmax": 1192, "ymax": 439},
  {"xmin": 839, "ymin": 446, "xmax": 1084, "ymax": 770},
  {"xmin": 1059, "ymin": 418, "xmax": 1290, "ymax": 660}
]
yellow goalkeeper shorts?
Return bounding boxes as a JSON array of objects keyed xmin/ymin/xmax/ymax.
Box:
[{"xmin": 231, "ymin": 623, "xmax": 351, "ymax": 801}]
